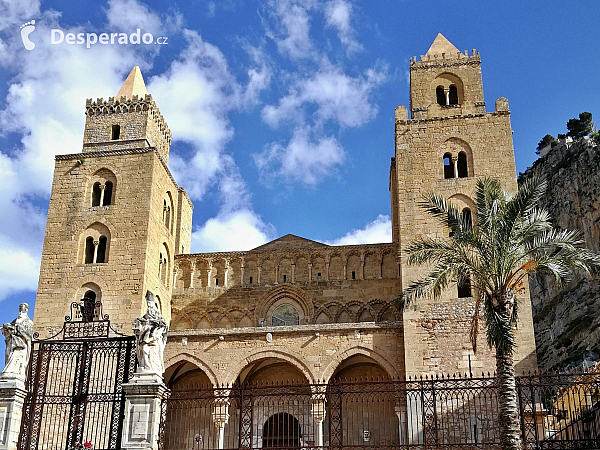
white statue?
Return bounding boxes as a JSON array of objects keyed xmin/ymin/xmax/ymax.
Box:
[
  {"xmin": 1, "ymin": 303, "xmax": 34, "ymax": 379},
  {"xmin": 132, "ymin": 291, "xmax": 168, "ymax": 375}
]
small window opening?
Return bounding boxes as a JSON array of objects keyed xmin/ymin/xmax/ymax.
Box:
[
  {"xmin": 91, "ymin": 182, "xmax": 101, "ymax": 207},
  {"xmin": 457, "ymin": 152, "xmax": 468, "ymax": 178},
  {"xmin": 159, "ymin": 252, "xmax": 163, "ymax": 279},
  {"xmin": 443, "ymin": 153, "xmax": 454, "ymax": 179},
  {"xmin": 249, "ymin": 276, "xmax": 253, "ymax": 285},
  {"xmin": 96, "ymin": 236, "xmax": 107, "ymax": 263},
  {"xmin": 436, "ymin": 86, "xmax": 446, "ymax": 106},
  {"xmin": 398, "ymin": 265, "xmax": 401, "ymax": 277},
  {"xmin": 85, "ymin": 237, "xmax": 95, "ymax": 264},
  {"xmin": 462, "ymin": 208, "xmax": 473, "ymax": 230},
  {"xmin": 351, "ymin": 271, "xmax": 356, "ymax": 280},
  {"xmin": 458, "ymin": 276, "xmax": 472, "ymax": 298},
  {"xmin": 82, "ymin": 290, "xmax": 96, "ymax": 322},
  {"xmin": 317, "ymin": 272, "xmax": 322, "ymax": 281},
  {"xmin": 215, "ymin": 278, "xmax": 219, "ymax": 286},
  {"xmin": 449, "ymin": 85, "xmax": 459, "ymax": 105},
  {"xmin": 103, "ymin": 181, "xmax": 113, "ymax": 206},
  {"xmin": 111, "ymin": 124, "xmax": 120, "ymax": 140},
  {"xmin": 283, "ymin": 274, "xmax": 287, "ymax": 283}
]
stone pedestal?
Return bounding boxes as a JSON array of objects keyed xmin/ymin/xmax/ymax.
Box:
[
  {"xmin": 0, "ymin": 376, "xmax": 27, "ymax": 450},
  {"xmin": 121, "ymin": 373, "xmax": 168, "ymax": 450}
]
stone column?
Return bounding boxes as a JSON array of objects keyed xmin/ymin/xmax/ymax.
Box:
[
  {"xmin": 343, "ymin": 258, "xmax": 348, "ymax": 280},
  {"xmin": 121, "ymin": 373, "xmax": 168, "ymax": 450},
  {"xmin": 395, "ymin": 405, "xmax": 408, "ymax": 446},
  {"xmin": 291, "ymin": 264, "xmax": 295, "ymax": 283},
  {"xmin": 207, "ymin": 268, "xmax": 212, "ymax": 287},
  {"xmin": 311, "ymin": 387, "xmax": 326, "ymax": 447},
  {"xmin": 452, "ymin": 156, "xmax": 458, "ymax": 178},
  {"xmin": 444, "ymin": 88, "xmax": 450, "ymax": 106},
  {"xmin": 360, "ymin": 254, "xmax": 365, "ymax": 280},
  {"xmin": 189, "ymin": 262, "xmax": 195, "ymax": 289},
  {"xmin": 224, "ymin": 267, "xmax": 229, "ymax": 287},
  {"xmin": 172, "ymin": 266, "xmax": 179, "ymax": 289},
  {"xmin": 240, "ymin": 266, "xmax": 245, "ymax": 286},
  {"xmin": 0, "ymin": 377, "xmax": 27, "ymax": 450},
  {"xmin": 258, "ymin": 266, "xmax": 262, "ymax": 285},
  {"xmin": 99, "ymin": 184, "xmax": 106, "ymax": 206},
  {"xmin": 325, "ymin": 261, "xmax": 330, "ymax": 281},
  {"xmin": 274, "ymin": 265, "xmax": 279, "ymax": 284},
  {"xmin": 308, "ymin": 263, "xmax": 312, "ymax": 282},
  {"xmin": 212, "ymin": 398, "xmax": 230, "ymax": 449},
  {"xmin": 93, "ymin": 240, "xmax": 99, "ymax": 263}
]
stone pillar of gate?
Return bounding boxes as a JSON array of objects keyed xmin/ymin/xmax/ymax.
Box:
[
  {"xmin": 311, "ymin": 385, "xmax": 327, "ymax": 447},
  {"xmin": 121, "ymin": 373, "xmax": 168, "ymax": 450},
  {"xmin": 0, "ymin": 377, "xmax": 27, "ymax": 450}
]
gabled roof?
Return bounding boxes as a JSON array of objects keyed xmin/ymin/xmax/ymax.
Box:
[
  {"xmin": 426, "ymin": 33, "xmax": 460, "ymax": 56},
  {"xmin": 250, "ymin": 234, "xmax": 329, "ymax": 251},
  {"xmin": 116, "ymin": 66, "xmax": 148, "ymax": 100}
]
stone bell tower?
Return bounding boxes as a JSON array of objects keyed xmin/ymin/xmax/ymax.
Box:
[
  {"xmin": 34, "ymin": 66, "xmax": 193, "ymax": 336},
  {"xmin": 391, "ymin": 34, "xmax": 538, "ymax": 377}
]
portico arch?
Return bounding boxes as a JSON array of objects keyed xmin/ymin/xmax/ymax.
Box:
[
  {"xmin": 225, "ymin": 349, "xmax": 316, "ymax": 386},
  {"xmin": 164, "ymin": 353, "xmax": 218, "ymax": 388},
  {"xmin": 321, "ymin": 346, "xmax": 400, "ymax": 383}
]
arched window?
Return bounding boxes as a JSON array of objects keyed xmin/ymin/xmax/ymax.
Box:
[
  {"xmin": 163, "ymin": 192, "xmax": 174, "ymax": 233},
  {"xmin": 271, "ymin": 304, "xmax": 300, "ymax": 326},
  {"xmin": 90, "ymin": 169, "xmax": 116, "ymax": 207},
  {"xmin": 85, "ymin": 237, "xmax": 95, "ymax": 264},
  {"xmin": 96, "ymin": 236, "xmax": 107, "ymax": 263},
  {"xmin": 159, "ymin": 243, "xmax": 170, "ymax": 285},
  {"xmin": 103, "ymin": 181, "xmax": 113, "ymax": 206},
  {"xmin": 457, "ymin": 151, "xmax": 468, "ymax": 178},
  {"xmin": 449, "ymin": 85, "xmax": 459, "ymax": 105},
  {"xmin": 81, "ymin": 222, "xmax": 111, "ymax": 264},
  {"xmin": 443, "ymin": 153, "xmax": 454, "ymax": 179},
  {"xmin": 82, "ymin": 290, "xmax": 96, "ymax": 322},
  {"xmin": 462, "ymin": 208, "xmax": 473, "ymax": 230},
  {"xmin": 458, "ymin": 276, "xmax": 472, "ymax": 298},
  {"xmin": 91, "ymin": 182, "xmax": 101, "ymax": 207},
  {"xmin": 436, "ymin": 86, "xmax": 446, "ymax": 106}
]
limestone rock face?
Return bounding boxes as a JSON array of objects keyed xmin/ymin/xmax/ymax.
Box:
[{"xmin": 519, "ymin": 139, "xmax": 600, "ymax": 371}]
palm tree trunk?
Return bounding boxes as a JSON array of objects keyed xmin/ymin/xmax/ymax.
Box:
[{"xmin": 496, "ymin": 347, "xmax": 522, "ymax": 450}]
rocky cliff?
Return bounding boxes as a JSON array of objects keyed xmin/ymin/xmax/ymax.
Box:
[{"xmin": 519, "ymin": 138, "xmax": 600, "ymax": 371}]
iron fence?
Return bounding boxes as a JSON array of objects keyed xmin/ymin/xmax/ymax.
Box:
[{"xmin": 159, "ymin": 371, "xmax": 600, "ymax": 450}]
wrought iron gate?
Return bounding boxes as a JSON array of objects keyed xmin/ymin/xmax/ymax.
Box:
[{"xmin": 18, "ymin": 301, "xmax": 136, "ymax": 450}]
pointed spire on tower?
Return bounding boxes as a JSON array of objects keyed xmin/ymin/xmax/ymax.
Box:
[
  {"xmin": 116, "ymin": 66, "xmax": 148, "ymax": 100},
  {"xmin": 426, "ymin": 33, "xmax": 460, "ymax": 56}
]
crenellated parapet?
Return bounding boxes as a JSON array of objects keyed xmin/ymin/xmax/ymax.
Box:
[{"xmin": 83, "ymin": 93, "xmax": 172, "ymax": 163}]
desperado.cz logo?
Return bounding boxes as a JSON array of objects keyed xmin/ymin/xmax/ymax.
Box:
[{"xmin": 20, "ymin": 20, "xmax": 168, "ymax": 51}]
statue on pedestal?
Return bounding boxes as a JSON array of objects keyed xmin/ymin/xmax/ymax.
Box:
[
  {"xmin": 1, "ymin": 303, "xmax": 34, "ymax": 379},
  {"xmin": 132, "ymin": 291, "xmax": 168, "ymax": 375}
]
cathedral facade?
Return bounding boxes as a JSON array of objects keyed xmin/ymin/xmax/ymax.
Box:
[{"xmin": 32, "ymin": 34, "xmax": 538, "ymax": 392}]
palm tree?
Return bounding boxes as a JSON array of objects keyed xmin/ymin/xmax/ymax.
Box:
[{"xmin": 400, "ymin": 176, "xmax": 600, "ymax": 450}]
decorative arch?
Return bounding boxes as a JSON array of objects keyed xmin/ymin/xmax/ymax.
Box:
[
  {"xmin": 224, "ymin": 349, "xmax": 317, "ymax": 386},
  {"xmin": 159, "ymin": 242, "xmax": 171, "ymax": 285},
  {"xmin": 164, "ymin": 354, "xmax": 218, "ymax": 387},
  {"xmin": 79, "ymin": 222, "xmax": 112, "ymax": 264},
  {"xmin": 163, "ymin": 191, "xmax": 174, "ymax": 233},
  {"xmin": 439, "ymin": 138, "xmax": 474, "ymax": 178},
  {"xmin": 432, "ymin": 72, "xmax": 464, "ymax": 106},
  {"xmin": 89, "ymin": 168, "xmax": 117, "ymax": 207},
  {"xmin": 256, "ymin": 285, "xmax": 314, "ymax": 324},
  {"xmin": 321, "ymin": 346, "xmax": 400, "ymax": 383}
]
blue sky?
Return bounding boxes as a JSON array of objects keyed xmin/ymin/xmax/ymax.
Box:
[{"xmin": 0, "ymin": 0, "xmax": 598, "ymax": 344}]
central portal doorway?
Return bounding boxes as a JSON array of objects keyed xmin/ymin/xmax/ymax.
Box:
[{"xmin": 262, "ymin": 413, "xmax": 302, "ymax": 448}]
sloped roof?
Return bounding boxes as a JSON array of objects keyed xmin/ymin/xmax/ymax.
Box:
[
  {"xmin": 426, "ymin": 33, "xmax": 460, "ymax": 56},
  {"xmin": 250, "ymin": 234, "xmax": 329, "ymax": 251},
  {"xmin": 116, "ymin": 66, "xmax": 148, "ymax": 100}
]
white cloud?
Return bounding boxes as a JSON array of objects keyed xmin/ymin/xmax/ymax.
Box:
[
  {"xmin": 191, "ymin": 209, "xmax": 275, "ymax": 253},
  {"xmin": 0, "ymin": 0, "xmax": 41, "ymax": 31},
  {"xmin": 324, "ymin": 0, "xmax": 362, "ymax": 54},
  {"xmin": 265, "ymin": 0, "xmax": 317, "ymax": 60},
  {"xmin": 262, "ymin": 62, "xmax": 385, "ymax": 129},
  {"xmin": 106, "ymin": 0, "xmax": 164, "ymax": 36},
  {"xmin": 254, "ymin": 126, "xmax": 344, "ymax": 185},
  {"xmin": 327, "ymin": 214, "xmax": 392, "ymax": 245}
]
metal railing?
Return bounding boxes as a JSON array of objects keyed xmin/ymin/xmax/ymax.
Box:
[{"xmin": 159, "ymin": 371, "xmax": 600, "ymax": 450}]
